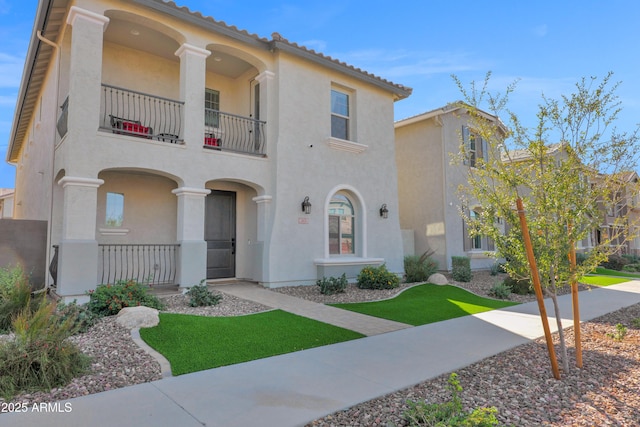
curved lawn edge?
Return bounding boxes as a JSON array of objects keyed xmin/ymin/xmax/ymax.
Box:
[
  {"xmin": 330, "ymin": 283, "xmax": 518, "ymax": 326},
  {"xmin": 139, "ymin": 309, "xmax": 365, "ymax": 376}
]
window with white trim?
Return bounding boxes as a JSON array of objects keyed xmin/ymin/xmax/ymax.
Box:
[
  {"xmin": 331, "ymin": 89, "xmax": 350, "ymax": 140},
  {"xmin": 329, "ymin": 193, "xmax": 355, "ymax": 255},
  {"xmin": 462, "ymin": 125, "xmax": 488, "ymax": 168},
  {"xmin": 463, "ymin": 206, "xmax": 495, "ymax": 252},
  {"xmin": 205, "ymin": 88, "xmax": 220, "ymax": 128}
]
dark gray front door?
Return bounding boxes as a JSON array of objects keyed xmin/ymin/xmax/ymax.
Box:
[{"xmin": 205, "ymin": 190, "xmax": 236, "ymax": 279}]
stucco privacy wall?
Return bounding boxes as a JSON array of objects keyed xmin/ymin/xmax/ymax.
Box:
[{"xmin": 0, "ymin": 219, "xmax": 48, "ymax": 288}]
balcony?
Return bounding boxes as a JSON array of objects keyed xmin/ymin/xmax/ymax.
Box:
[
  {"xmin": 99, "ymin": 84, "xmax": 184, "ymax": 143},
  {"xmin": 66, "ymin": 84, "xmax": 269, "ymax": 156},
  {"xmin": 204, "ymin": 108, "xmax": 266, "ymax": 156}
]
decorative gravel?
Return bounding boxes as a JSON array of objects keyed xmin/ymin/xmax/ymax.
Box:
[{"xmin": 2, "ymin": 273, "xmax": 639, "ymax": 427}]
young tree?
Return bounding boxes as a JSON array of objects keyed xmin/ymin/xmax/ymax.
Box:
[{"xmin": 453, "ymin": 72, "xmax": 640, "ymax": 373}]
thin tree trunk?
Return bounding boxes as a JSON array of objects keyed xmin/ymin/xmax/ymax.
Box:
[{"xmin": 550, "ymin": 291, "xmax": 569, "ymax": 372}]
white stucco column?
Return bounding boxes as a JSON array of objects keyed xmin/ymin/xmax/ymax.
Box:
[
  {"xmin": 66, "ymin": 7, "xmax": 109, "ymax": 137},
  {"xmin": 255, "ymin": 71, "xmax": 276, "ymax": 156},
  {"xmin": 172, "ymin": 187, "xmax": 210, "ymax": 286},
  {"xmin": 175, "ymin": 44, "xmax": 210, "ymax": 146},
  {"xmin": 56, "ymin": 176, "xmax": 104, "ymax": 301}
]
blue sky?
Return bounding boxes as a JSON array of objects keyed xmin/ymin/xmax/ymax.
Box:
[{"xmin": 1, "ymin": 0, "xmax": 639, "ymax": 188}]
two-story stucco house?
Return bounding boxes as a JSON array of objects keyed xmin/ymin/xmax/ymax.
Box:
[
  {"xmin": 395, "ymin": 104, "xmax": 505, "ymax": 271},
  {"xmin": 6, "ymin": 0, "xmax": 411, "ymax": 301}
]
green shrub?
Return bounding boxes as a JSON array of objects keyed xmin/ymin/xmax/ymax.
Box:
[
  {"xmin": 357, "ymin": 264, "xmax": 400, "ymax": 290},
  {"xmin": 606, "ymin": 323, "xmax": 628, "ymax": 341},
  {"xmin": 502, "ymin": 276, "xmax": 533, "ymax": 295},
  {"xmin": 0, "ymin": 267, "xmax": 42, "ymax": 333},
  {"xmin": 404, "ymin": 252, "xmax": 438, "ymax": 283},
  {"xmin": 622, "ymin": 263, "xmax": 640, "ymax": 272},
  {"xmin": 403, "ymin": 373, "xmax": 501, "ymax": 426},
  {"xmin": 631, "ymin": 318, "xmax": 640, "ymax": 329},
  {"xmin": 489, "ymin": 282, "xmax": 511, "ymax": 299},
  {"xmin": 489, "ymin": 262, "xmax": 501, "ymax": 276},
  {"xmin": 317, "ymin": 274, "xmax": 348, "ymax": 295},
  {"xmin": 87, "ymin": 280, "xmax": 166, "ymax": 317},
  {"xmin": 451, "ymin": 256, "xmax": 472, "ymax": 282},
  {"xmin": 575, "ymin": 252, "xmax": 588, "ymax": 265},
  {"xmin": 622, "ymin": 254, "xmax": 640, "ymax": 264},
  {"xmin": 56, "ymin": 300, "xmax": 98, "ymax": 333},
  {"xmin": 600, "ymin": 254, "xmax": 630, "ymax": 271},
  {"xmin": 0, "ymin": 299, "xmax": 90, "ymax": 400},
  {"xmin": 186, "ymin": 281, "xmax": 222, "ymax": 307}
]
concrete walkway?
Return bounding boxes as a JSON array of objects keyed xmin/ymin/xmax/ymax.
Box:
[
  {"xmin": 214, "ymin": 282, "xmax": 412, "ymax": 336},
  {"xmin": 4, "ymin": 281, "xmax": 640, "ymax": 427}
]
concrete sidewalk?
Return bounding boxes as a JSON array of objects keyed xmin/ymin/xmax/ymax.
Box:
[{"xmin": 4, "ymin": 281, "xmax": 640, "ymax": 427}]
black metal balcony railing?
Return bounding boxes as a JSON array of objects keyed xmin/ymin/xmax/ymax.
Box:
[
  {"xmin": 56, "ymin": 98, "xmax": 69, "ymax": 138},
  {"xmin": 100, "ymin": 84, "xmax": 184, "ymax": 143},
  {"xmin": 205, "ymin": 108, "xmax": 266, "ymax": 156},
  {"xmin": 98, "ymin": 244, "xmax": 179, "ymax": 286}
]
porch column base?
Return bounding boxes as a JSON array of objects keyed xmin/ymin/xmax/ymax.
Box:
[
  {"xmin": 177, "ymin": 240, "xmax": 207, "ymax": 287},
  {"xmin": 56, "ymin": 239, "xmax": 99, "ymax": 303}
]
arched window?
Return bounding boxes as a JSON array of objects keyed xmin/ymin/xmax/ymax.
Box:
[{"xmin": 329, "ymin": 193, "xmax": 355, "ymax": 255}]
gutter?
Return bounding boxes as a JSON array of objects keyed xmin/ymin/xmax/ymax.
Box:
[{"xmin": 6, "ymin": 0, "xmax": 53, "ymax": 164}]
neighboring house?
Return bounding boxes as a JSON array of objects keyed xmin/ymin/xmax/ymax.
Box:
[
  {"xmin": 6, "ymin": 0, "xmax": 411, "ymax": 301},
  {"xmin": 0, "ymin": 189, "xmax": 15, "ymax": 218},
  {"xmin": 395, "ymin": 104, "xmax": 505, "ymax": 271}
]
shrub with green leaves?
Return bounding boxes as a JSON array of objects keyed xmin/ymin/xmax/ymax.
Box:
[
  {"xmin": 56, "ymin": 300, "xmax": 98, "ymax": 333},
  {"xmin": 503, "ymin": 276, "xmax": 533, "ymax": 295},
  {"xmin": 606, "ymin": 323, "xmax": 628, "ymax": 341},
  {"xmin": 357, "ymin": 264, "xmax": 400, "ymax": 290},
  {"xmin": 404, "ymin": 252, "xmax": 438, "ymax": 283},
  {"xmin": 600, "ymin": 254, "xmax": 630, "ymax": 271},
  {"xmin": 317, "ymin": 274, "xmax": 348, "ymax": 295},
  {"xmin": 0, "ymin": 266, "xmax": 42, "ymax": 333},
  {"xmin": 186, "ymin": 281, "xmax": 222, "ymax": 307},
  {"xmin": 0, "ymin": 299, "xmax": 90, "ymax": 400},
  {"xmin": 451, "ymin": 256, "xmax": 472, "ymax": 282},
  {"xmin": 403, "ymin": 373, "xmax": 501, "ymax": 426},
  {"xmin": 622, "ymin": 263, "xmax": 640, "ymax": 272},
  {"xmin": 87, "ymin": 280, "xmax": 166, "ymax": 317},
  {"xmin": 489, "ymin": 282, "xmax": 511, "ymax": 299}
]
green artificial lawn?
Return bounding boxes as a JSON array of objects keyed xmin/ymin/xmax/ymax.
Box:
[
  {"xmin": 330, "ymin": 284, "xmax": 518, "ymax": 326},
  {"xmin": 579, "ymin": 275, "xmax": 630, "ymax": 286},
  {"xmin": 139, "ymin": 310, "xmax": 364, "ymax": 375},
  {"xmin": 592, "ymin": 267, "xmax": 640, "ymax": 278}
]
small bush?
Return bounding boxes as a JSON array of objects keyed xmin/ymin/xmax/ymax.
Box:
[
  {"xmin": 0, "ymin": 267, "xmax": 42, "ymax": 333},
  {"xmin": 600, "ymin": 254, "xmax": 630, "ymax": 271},
  {"xmin": 404, "ymin": 252, "xmax": 438, "ymax": 283},
  {"xmin": 87, "ymin": 280, "xmax": 166, "ymax": 317},
  {"xmin": 631, "ymin": 318, "xmax": 640, "ymax": 329},
  {"xmin": 622, "ymin": 263, "xmax": 640, "ymax": 272},
  {"xmin": 622, "ymin": 254, "xmax": 640, "ymax": 264},
  {"xmin": 489, "ymin": 263, "xmax": 501, "ymax": 276},
  {"xmin": 489, "ymin": 282, "xmax": 511, "ymax": 299},
  {"xmin": 56, "ymin": 300, "xmax": 98, "ymax": 333},
  {"xmin": 575, "ymin": 252, "xmax": 588, "ymax": 265},
  {"xmin": 357, "ymin": 264, "xmax": 400, "ymax": 290},
  {"xmin": 451, "ymin": 256, "xmax": 472, "ymax": 282},
  {"xmin": 403, "ymin": 373, "xmax": 500, "ymax": 426},
  {"xmin": 503, "ymin": 276, "xmax": 533, "ymax": 295},
  {"xmin": 186, "ymin": 281, "xmax": 222, "ymax": 307},
  {"xmin": 0, "ymin": 299, "xmax": 90, "ymax": 400},
  {"xmin": 317, "ymin": 274, "xmax": 348, "ymax": 295},
  {"xmin": 606, "ymin": 323, "xmax": 628, "ymax": 341}
]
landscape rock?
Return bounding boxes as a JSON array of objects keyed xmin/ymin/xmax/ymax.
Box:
[
  {"xmin": 115, "ymin": 306, "xmax": 160, "ymax": 329},
  {"xmin": 428, "ymin": 273, "xmax": 448, "ymax": 285}
]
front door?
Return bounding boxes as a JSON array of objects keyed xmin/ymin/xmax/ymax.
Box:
[{"xmin": 205, "ymin": 190, "xmax": 236, "ymax": 279}]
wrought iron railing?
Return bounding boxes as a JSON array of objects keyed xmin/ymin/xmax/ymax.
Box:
[
  {"xmin": 100, "ymin": 84, "xmax": 184, "ymax": 143},
  {"xmin": 205, "ymin": 108, "xmax": 266, "ymax": 156},
  {"xmin": 98, "ymin": 244, "xmax": 179, "ymax": 286},
  {"xmin": 49, "ymin": 245, "xmax": 59, "ymax": 288}
]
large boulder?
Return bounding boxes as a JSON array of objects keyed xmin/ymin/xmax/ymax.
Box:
[
  {"xmin": 116, "ymin": 306, "xmax": 160, "ymax": 329},
  {"xmin": 428, "ymin": 273, "xmax": 448, "ymax": 285}
]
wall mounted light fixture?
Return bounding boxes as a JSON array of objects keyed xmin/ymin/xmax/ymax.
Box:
[
  {"xmin": 380, "ymin": 203, "xmax": 389, "ymax": 219},
  {"xmin": 302, "ymin": 196, "xmax": 312, "ymax": 214}
]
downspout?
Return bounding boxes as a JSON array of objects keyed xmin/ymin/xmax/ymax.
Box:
[{"xmin": 36, "ymin": 30, "xmax": 61, "ymax": 292}]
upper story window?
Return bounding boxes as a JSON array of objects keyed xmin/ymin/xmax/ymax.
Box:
[
  {"xmin": 331, "ymin": 89, "xmax": 350, "ymax": 140},
  {"xmin": 105, "ymin": 192, "xmax": 124, "ymax": 227},
  {"xmin": 462, "ymin": 126, "xmax": 488, "ymax": 168},
  {"xmin": 205, "ymin": 88, "xmax": 220, "ymax": 128},
  {"xmin": 329, "ymin": 193, "xmax": 355, "ymax": 255}
]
